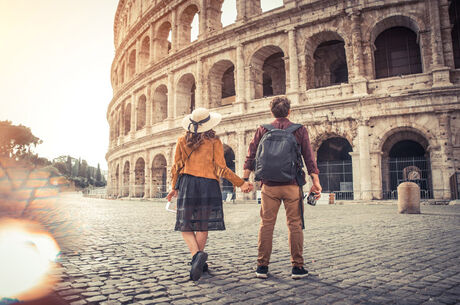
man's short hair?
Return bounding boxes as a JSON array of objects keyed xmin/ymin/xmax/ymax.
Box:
[{"xmin": 270, "ymin": 97, "xmax": 291, "ymax": 118}]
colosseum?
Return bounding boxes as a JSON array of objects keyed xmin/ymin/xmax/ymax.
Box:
[{"xmin": 106, "ymin": 0, "xmax": 460, "ymax": 202}]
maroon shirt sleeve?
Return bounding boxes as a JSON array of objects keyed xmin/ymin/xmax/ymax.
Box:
[
  {"xmin": 296, "ymin": 126, "xmax": 319, "ymax": 175},
  {"xmin": 244, "ymin": 127, "xmax": 266, "ymax": 171}
]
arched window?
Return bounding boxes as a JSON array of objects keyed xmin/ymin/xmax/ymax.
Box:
[
  {"xmin": 450, "ymin": 0, "xmax": 460, "ymax": 68},
  {"xmin": 124, "ymin": 103, "xmax": 131, "ymax": 135},
  {"xmin": 177, "ymin": 74, "xmax": 196, "ymax": 116},
  {"xmin": 313, "ymin": 40, "xmax": 348, "ymax": 88},
  {"xmin": 140, "ymin": 36, "xmax": 150, "ymax": 68},
  {"xmin": 134, "ymin": 158, "xmax": 145, "ymax": 197},
  {"xmin": 128, "ymin": 50, "xmax": 136, "ymax": 79},
  {"xmin": 152, "ymin": 155, "xmax": 167, "ymax": 197},
  {"xmin": 179, "ymin": 5, "xmax": 199, "ymax": 48},
  {"xmin": 136, "ymin": 95, "xmax": 146, "ymax": 130},
  {"xmin": 122, "ymin": 161, "xmax": 130, "ymax": 197},
  {"xmin": 156, "ymin": 22, "xmax": 172, "ymax": 60},
  {"xmin": 317, "ymin": 137, "xmax": 353, "ymax": 199},
  {"xmin": 152, "ymin": 85, "xmax": 168, "ymax": 124},
  {"xmin": 209, "ymin": 60, "xmax": 235, "ymax": 108},
  {"xmin": 374, "ymin": 27, "xmax": 422, "ymax": 79},
  {"xmin": 251, "ymin": 46, "xmax": 286, "ymax": 99}
]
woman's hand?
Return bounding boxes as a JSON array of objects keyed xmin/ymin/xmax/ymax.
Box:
[
  {"xmin": 240, "ymin": 181, "xmax": 253, "ymax": 193},
  {"xmin": 166, "ymin": 189, "xmax": 178, "ymax": 201}
]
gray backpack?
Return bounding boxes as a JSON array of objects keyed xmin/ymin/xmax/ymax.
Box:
[{"xmin": 254, "ymin": 124, "xmax": 303, "ymax": 182}]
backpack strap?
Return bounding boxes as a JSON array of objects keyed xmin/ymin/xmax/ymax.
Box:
[
  {"xmin": 284, "ymin": 123, "xmax": 303, "ymax": 134},
  {"xmin": 261, "ymin": 124, "xmax": 276, "ymax": 131}
]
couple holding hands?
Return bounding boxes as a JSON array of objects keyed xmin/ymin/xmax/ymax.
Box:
[{"xmin": 167, "ymin": 97, "xmax": 322, "ymax": 281}]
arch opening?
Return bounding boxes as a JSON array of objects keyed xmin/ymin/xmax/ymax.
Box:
[
  {"xmin": 251, "ymin": 46, "xmax": 286, "ymax": 99},
  {"xmin": 313, "ymin": 40, "xmax": 348, "ymax": 88},
  {"xmin": 140, "ymin": 36, "xmax": 150, "ymax": 68},
  {"xmin": 179, "ymin": 5, "xmax": 199, "ymax": 48},
  {"xmin": 152, "ymin": 85, "xmax": 168, "ymax": 124},
  {"xmin": 374, "ymin": 27, "xmax": 422, "ymax": 79},
  {"xmin": 209, "ymin": 60, "xmax": 235, "ymax": 108},
  {"xmin": 317, "ymin": 137, "xmax": 353, "ymax": 200},
  {"xmin": 123, "ymin": 161, "xmax": 130, "ymax": 197},
  {"xmin": 128, "ymin": 50, "xmax": 136, "ymax": 79},
  {"xmin": 381, "ymin": 131, "xmax": 432, "ymax": 199},
  {"xmin": 152, "ymin": 155, "xmax": 167, "ymax": 198},
  {"xmin": 177, "ymin": 74, "xmax": 196, "ymax": 116},
  {"xmin": 450, "ymin": 0, "xmax": 460, "ymax": 68},
  {"xmin": 156, "ymin": 22, "xmax": 172, "ymax": 60},
  {"xmin": 124, "ymin": 104, "xmax": 131, "ymax": 135},
  {"xmin": 137, "ymin": 95, "xmax": 146, "ymax": 130},
  {"xmin": 134, "ymin": 158, "xmax": 145, "ymax": 197}
]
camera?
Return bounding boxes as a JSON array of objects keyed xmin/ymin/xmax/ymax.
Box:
[{"xmin": 305, "ymin": 192, "xmax": 317, "ymax": 206}]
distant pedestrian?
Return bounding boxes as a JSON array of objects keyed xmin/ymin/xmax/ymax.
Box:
[
  {"xmin": 243, "ymin": 97, "xmax": 322, "ymax": 279},
  {"xmin": 167, "ymin": 108, "xmax": 252, "ymax": 281}
]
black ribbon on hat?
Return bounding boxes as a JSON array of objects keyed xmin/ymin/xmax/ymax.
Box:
[{"xmin": 188, "ymin": 115, "xmax": 211, "ymax": 135}]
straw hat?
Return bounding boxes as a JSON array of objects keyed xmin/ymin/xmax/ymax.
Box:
[{"xmin": 182, "ymin": 108, "xmax": 222, "ymax": 134}]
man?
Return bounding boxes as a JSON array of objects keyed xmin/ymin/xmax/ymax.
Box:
[{"xmin": 243, "ymin": 97, "xmax": 322, "ymax": 279}]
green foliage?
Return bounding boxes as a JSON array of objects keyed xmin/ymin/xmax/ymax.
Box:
[
  {"xmin": 96, "ymin": 163, "xmax": 102, "ymax": 182},
  {"xmin": 0, "ymin": 121, "xmax": 42, "ymax": 159}
]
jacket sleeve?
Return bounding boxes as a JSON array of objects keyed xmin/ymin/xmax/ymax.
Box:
[
  {"xmin": 170, "ymin": 139, "xmax": 184, "ymax": 189},
  {"xmin": 213, "ymin": 139, "xmax": 245, "ymax": 187}
]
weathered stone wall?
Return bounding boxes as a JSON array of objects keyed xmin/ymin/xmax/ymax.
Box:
[{"xmin": 107, "ymin": 0, "xmax": 460, "ymax": 200}]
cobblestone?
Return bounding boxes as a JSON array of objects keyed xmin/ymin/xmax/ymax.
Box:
[{"xmin": 39, "ymin": 194, "xmax": 460, "ymax": 304}]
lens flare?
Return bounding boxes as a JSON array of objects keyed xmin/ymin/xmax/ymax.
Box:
[{"xmin": 0, "ymin": 218, "xmax": 60, "ymax": 301}]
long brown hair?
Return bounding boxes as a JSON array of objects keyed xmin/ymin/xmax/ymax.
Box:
[{"xmin": 185, "ymin": 129, "xmax": 218, "ymax": 149}]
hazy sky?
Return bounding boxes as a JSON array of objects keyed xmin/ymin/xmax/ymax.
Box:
[{"xmin": 0, "ymin": 0, "xmax": 282, "ymax": 170}]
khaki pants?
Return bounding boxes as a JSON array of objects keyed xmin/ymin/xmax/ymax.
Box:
[{"xmin": 258, "ymin": 184, "xmax": 304, "ymax": 267}]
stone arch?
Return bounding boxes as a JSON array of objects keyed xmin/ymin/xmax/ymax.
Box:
[
  {"xmin": 134, "ymin": 157, "xmax": 145, "ymax": 197},
  {"xmin": 366, "ymin": 15, "xmax": 425, "ymax": 78},
  {"xmin": 155, "ymin": 21, "xmax": 172, "ymax": 60},
  {"xmin": 122, "ymin": 161, "xmax": 130, "ymax": 197},
  {"xmin": 379, "ymin": 127, "xmax": 433, "ymax": 199},
  {"xmin": 304, "ymin": 31, "xmax": 348, "ymax": 89},
  {"xmin": 220, "ymin": 0, "xmax": 237, "ymax": 27},
  {"xmin": 124, "ymin": 103, "xmax": 131, "ymax": 135},
  {"xmin": 151, "ymin": 154, "xmax": 167, "ymax": 197},
  {"xmin": 310, "ymin": 130, "xmax": 356, "ymax": 154},
  {"xmin": 136, "ymin": 95, "xmax": 146, "ymax": 130},
  {"xmin": 152, "ymin": 84, "xmax": 168, "ymax": 124},
  {"xmin": 176, "ymin": 73, "xmax": 196, "ymax": 116},
  {"xmin": 316, "ymin": 137, "xmax": 354, "ymax": 197},
  {"xmin": 140, "ymin": 36, "xmax": 150, "ymax": 68},
  {"xmin": 178, "ymin": 4, "xmax": 200, "ymax": 49},
  {"xmin": 207, "ymin": 0, "xmax": 224, "ymax": 32},
  {"xmin": 114, "ymin": 164, "xmax": 120, "ymax": 196},
  {"xmin": 128, "ymin": 49, "xmax": 136, "ymax": 79},
  {"xmin": 449, "ymin": 0, "xmax": 460, "ymax": 68},
  {"xmin": 208, "ymin": 59, "xmax": 235, "ymax": 108},
  {"xmin": 250, "ymin": 45, "xmax": 286, "ymax": 99}
]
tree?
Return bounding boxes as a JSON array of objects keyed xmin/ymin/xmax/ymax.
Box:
[
  {"xmin": 0, "ymin": 121, "xmax": 42, "ymax": 159},
  {"xmin": 96, "ymin": 163, "xmax": 102, "ymax": 182},
  {"xmin": 78, "ymin": 159, "xmax": 88, "ymax": 179},
  {"xmin": 66, "ymin": 156, "xmax": 72, "ymax": 176},
  {"xmin": 72, "ymin": 158, "xmax": 80, "ymax": 177}
]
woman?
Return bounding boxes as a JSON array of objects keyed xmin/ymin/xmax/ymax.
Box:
[{"xmin": 167, "ymin": 108, "xmax": 252, "ymax": 281}]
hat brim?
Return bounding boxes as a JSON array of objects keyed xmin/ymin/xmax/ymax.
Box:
[{"xmin": 182, "ymin": 112, "xmax": 222, "ymax": 133}]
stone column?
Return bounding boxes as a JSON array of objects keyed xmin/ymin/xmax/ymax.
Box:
[
  {"xmin": 350, "ymin": 11, "xmax": 368, "ymax": 95},
  {"xmin": 439, "ymin": 0, "xmax": 455, "ymax": 69},
  {"xmin": 171, "ymin": 8, "xmax": 178, "ymax": 52},
  {"xmin": 358, "ymin": 121, "xmax": 372, "ymax": 200},
  {"xmin": 150, "ymin": 24, "xmax": 155, "ymax": 63},
  {"xmin": 167, "ymin": 71, "xmax": 175, "ymax": 128},
  {"xmin": 287, "ymin": 28, "xmax": 300, "ymax": 104},
  {"xmin": 199, "ymin": 0, "xmax": 207, "ymax": 39},
  {"xmin": 235, "ymin": 44, "xmax": 246, "ymax": 113},
  {"xmin": 349, "ymin": 152, "xmax": 361, "ymax": 201},
  {"xmin": 144, "ymin": 152, "xmax": 150, "ymax": 199},
  {"xmin": 129, "ymin": 155, "xmax": 135, "ymax": 198},
  {"xmin": 429, "ymin": 0, "xmax": 452, "ymax": 87},
  {"xmin": 145, "ymin": 87, "xmax": 152, "ymax": 130},
  {"xmin": 135, "ymin": 39, "xmax": 141, "ymax": 74},
  {"xmin": 195, "ymin": 58, "xmax": 204, "ymax": 108},
  {"xmin": 130, "ymin": 95, "xmax": 136, "ymax": 138},
  {"xmin": 438, "ymin": 112, "xmax": 455, "ymax": 199},
  {"xmin": 236, "ymin": 0, "xmax": 246, "ymax": 21}
]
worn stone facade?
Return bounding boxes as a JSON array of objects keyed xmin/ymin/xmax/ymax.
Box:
[{"xmin": 106, "ymin": 0, "xmax": 460, "ymax": 201}]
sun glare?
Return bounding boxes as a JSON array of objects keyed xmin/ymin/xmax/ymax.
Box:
[{"xmin": 0, "ymin": 219, "xmax": 60, "ymax": 301}]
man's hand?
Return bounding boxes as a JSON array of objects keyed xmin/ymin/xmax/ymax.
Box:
[
  {"xmin": 310, "ymin": 173, "xmax": 322, "ymax": 199},
  {"xmin": 240, "ymin": 181, "xmax": 253, "ymax": 193},
  {"xmin": 166, "ymin": 189, "xmax": 178, "ymax": 201}
]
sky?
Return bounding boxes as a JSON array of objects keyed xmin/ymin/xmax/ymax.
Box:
[{"xmin": 0, "ymin": 0, "xmax": 282, "ymax": 170}]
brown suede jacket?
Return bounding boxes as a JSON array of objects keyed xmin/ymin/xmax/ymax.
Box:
[{"xmin": 171, "ymin": 136, "xmax": 244, "ymax": 189}]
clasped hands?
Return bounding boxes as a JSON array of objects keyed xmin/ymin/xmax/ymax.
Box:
[{"xmin": 240, "ymin": 181, "xmax": 254, "ymax": 193}]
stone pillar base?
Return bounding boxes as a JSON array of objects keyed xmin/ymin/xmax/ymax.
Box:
[
  {"xmin": 352, "ymin": 78, "xmax": 368, "ymax": 96},
  {"xmin": 286, "ymin": 92, "xmax": 300, "ymax": 105},
  {"xmin": 432, "ymin": 67, "xmax": 452, "ymax": 88}
]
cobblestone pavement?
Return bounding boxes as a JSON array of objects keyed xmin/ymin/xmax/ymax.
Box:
[{"xmin": 44, "ymin": 194, "xmax": 460, "ymax": 305}]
